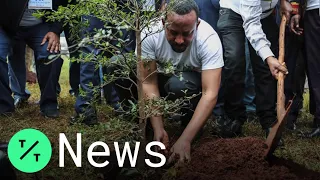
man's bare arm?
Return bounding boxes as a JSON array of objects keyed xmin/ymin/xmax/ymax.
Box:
[
  {"xmin": 139, "ymin": 60, "xmax": 169, "ymax": 146},
  {"xmin": 281, "ymin": 0, "xmax": 293, "ymax": 22},
  {"xmin": 179, "ymin": 68, "xmax": 221, "ymax": 143},
  {"xmin": 168, "ymin": 68, "xmax": 221, "ymax": 164}
]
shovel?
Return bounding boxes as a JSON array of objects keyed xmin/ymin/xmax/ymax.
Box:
[{"xmin": 264, "ymin": 15, "xmax": 293, "ymax": 158}]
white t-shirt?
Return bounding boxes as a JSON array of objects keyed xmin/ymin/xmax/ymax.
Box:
[
  {"xmin": 307, "ymin": 0, "xmax": 320, "ymax": 10},
  {"xmin": 141, "ymin": 19, "xmax": 224, "ymax": 73}
]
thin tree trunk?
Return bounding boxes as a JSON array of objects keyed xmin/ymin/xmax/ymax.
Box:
[{"xmin": 136, "ymin": 13, "xmax": 147, "ymax": 170}]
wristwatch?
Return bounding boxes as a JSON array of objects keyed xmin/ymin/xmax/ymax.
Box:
[{"xmin": 290, "ymin": 1, "xmax": 300, "ymax": 15}]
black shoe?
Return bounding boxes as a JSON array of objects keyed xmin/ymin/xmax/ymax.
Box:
[
  {"xmin": 69, "ymin": 89, "xmax": 79, "ymax": 97},
  {"xmin": 41, "ymin": 109, "xmax": 59, "ymax": 119},
  {"xmin": 211, "ymin": 115, "xmax": 229, "ymax": 136},
  {"xmin": 230, "ymin": 120, "xmax": 243, "ymax": 133},
  {"xmin": 286, "ymin": 122, "xmax": 297, "ymax": 131},
  {"xmin": 70, "ymin": 114, "xmax": 98, "ymax": 126},
  {"xmin": 14, "ymin": 97, "xmax": 28, "ymax": 108},
  {"xmin": 214, "ymin": 115, "xmax": 243, "ymax": 138},
  {"xmin": 299, "ymin": 127, "xmax": 320, "ymax": 138},
  {"xmin": 286, "ymin": 113, "xmax": 298, "ymax": 131},
  {"xmin": 265, "ymin": 128, "xmax": 285, "ymax": 147}
]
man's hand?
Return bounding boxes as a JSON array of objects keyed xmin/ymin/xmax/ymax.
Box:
[
  {"xmin": 281, "ymin": 0, "xmax": 293, "ymax": 23},
  {"xmin": 167, "ymin": 138, "xmax": 191, "ymax": 165},
  {"xmin": 266, "ymin": 56, "xmax": 288, "ymax": 78},
  {"xmin": 290, "ymin": 14, "xmax": 303, "ymax": 35},
  {"xmin": 41, "ymin": 32, "xmax": 60, "ymax": 53},
  {"xmin": 154, "ymin": 128, "xmax": 169, "ymax": 154}
]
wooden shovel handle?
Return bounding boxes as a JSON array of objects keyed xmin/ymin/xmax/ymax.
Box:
[
  {"xmin": 264, "ymin": 15, "xmax": 288, "ymax": 158},
  {"xmin": 277, "ymin": 15, "xmax": 287, "ymax": 120},
  {"xmin": 278, "ymin": 15, "xmax": 286, "ymax": 64}
]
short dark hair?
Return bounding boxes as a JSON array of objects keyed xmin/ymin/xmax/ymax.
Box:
[{"xmin": 166, "ymin": 0, "xmax": 199, "ymax": 20}]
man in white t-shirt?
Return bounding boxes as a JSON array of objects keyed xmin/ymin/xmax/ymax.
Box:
[{"xmin": 140, "ymin": 0, "xmax": 223, "ymax": 164}]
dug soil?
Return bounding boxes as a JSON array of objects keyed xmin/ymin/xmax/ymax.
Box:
[{"xmin": 177, "ymin": 137, "xmax": 320, "ymax": 180}]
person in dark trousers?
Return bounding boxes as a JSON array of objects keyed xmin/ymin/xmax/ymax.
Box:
[
  {"xmin": 8, "ymin": 42, "xmax": 32, "ymax": 108},
  {"xmin": 273, "ymin": 0, "xmax": 307, "ymax": 130},
  {"xmin": 0, "ymin": 0, "xmax": 64, "ymax": 117},
  {"xmin": 60, "ymin": 0, "xmax": 81, "ymax": 97},
  {"xmin": 284, "ymin": 32, "xmax": 307, "ymax": 130},
  {"xmin": 69, "ymin": 0, "xmax": 136, "ymax": 126},
  {"xmin": 65, "ymin": 27, "xmax": 81, "ymax": 97},
  {"xmin": 290, "ymin": 0, "xmax": 320, "ymax": 137},
  {"xmin": 216, "ymin": 0, "xmax": 290, "ymax": 139},
  {"xmin": 8, "ymin": 42, "xmax": 64, "ymax": 108}
]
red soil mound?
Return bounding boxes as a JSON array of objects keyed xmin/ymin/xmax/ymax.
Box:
[{"xmin": 177, "ymin": 137, "xmax": 319, "ymax": 180}]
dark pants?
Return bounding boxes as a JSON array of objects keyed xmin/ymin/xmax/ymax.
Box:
[
  {"xmin": 8, "ymin": 41, "xmax": 31, "ymax": 101},
  {"xmin": 8, "ymin": 41, "xmax": 63, "ymax": 100},
  {"xmin": 115, "ymin": 70, "xmax": 202, "ymax": 122},
  {"xmin": 11, "ymin": 24, "xmax": 62, "ymax": 111},
  {"xmin": 283, "ymin": 28, "xmax": 306, "ymax": 125},
  {"xmin": 244, "ymin": 40, "xmax": 256, "ymax": 113},
  {"xmin": 0, "ymin": 23, "xmax": 61, "ymax": 112},
  {"xmin": 64, "ymin": 24, "xmax": 80, "ymax": 95},
  {"xmin": 75, "ymin": 15, "xmax": 135, "ymax": 116},
  {"xmin": 217, "ymin": 8, "xmax": 277, "ymax": 129},
  {"xmin": 159, "ymin": 72, "xmax": 201, "ymax": 122},
  {"xmin": 0, "ymin": 27, "xmax": 14, "ymax": 114},
  {"xmin": 304, "ymin": 9, "xmax": 320, "ymax": 126}
]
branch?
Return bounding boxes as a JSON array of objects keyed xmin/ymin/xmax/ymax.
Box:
[
  {"xmin": 115, "ymin": 83, "xmax": 137, "ymax": 102},
  {"xmin": 142, "ymin": 69, "xmax": 157, "ymax": 83}
]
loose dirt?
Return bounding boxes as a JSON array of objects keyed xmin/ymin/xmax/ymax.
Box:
[{"xmin": 177, "ymin": 137, "xmax": 319, "ymax": 180}]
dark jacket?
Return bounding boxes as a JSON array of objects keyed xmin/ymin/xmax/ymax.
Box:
[
  {"xmin": 60, "ymin": 0, "xmax": 77, "ymax": 7},
  {"xmin": 195, "ymin": 0, "xmax": 220, "ymax": 31},
  {"xmin": 0, "ymin": 0, "xmax": 64, "ymax": 36}
]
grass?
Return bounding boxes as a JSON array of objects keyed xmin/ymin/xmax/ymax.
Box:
[
  {"xmin": 243, "ymin": 92, "xmax": 320, "ymax": 173},
  {"xmin": 1, "ymin": 57, "xmax": 320, "ymax": 179},
  {"xmin": 0, "ymin": 57, "xmax": 140, "ymax": 180}
]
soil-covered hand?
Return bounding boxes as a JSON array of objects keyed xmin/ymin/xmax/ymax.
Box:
[
  {"xmin": 290, "ymin": 14, "xmax": 303, "ymax": 35},
  {"xmin": 41, "ymin": 32, "xmax": 60, "ymax": 53},
  {"xmin": 167, "ymin": 138, "xmax": 191, "ymax": 165},
  {"xmin": 266, "ymin": 56, "xmax": 288, "ymax": 78}
]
